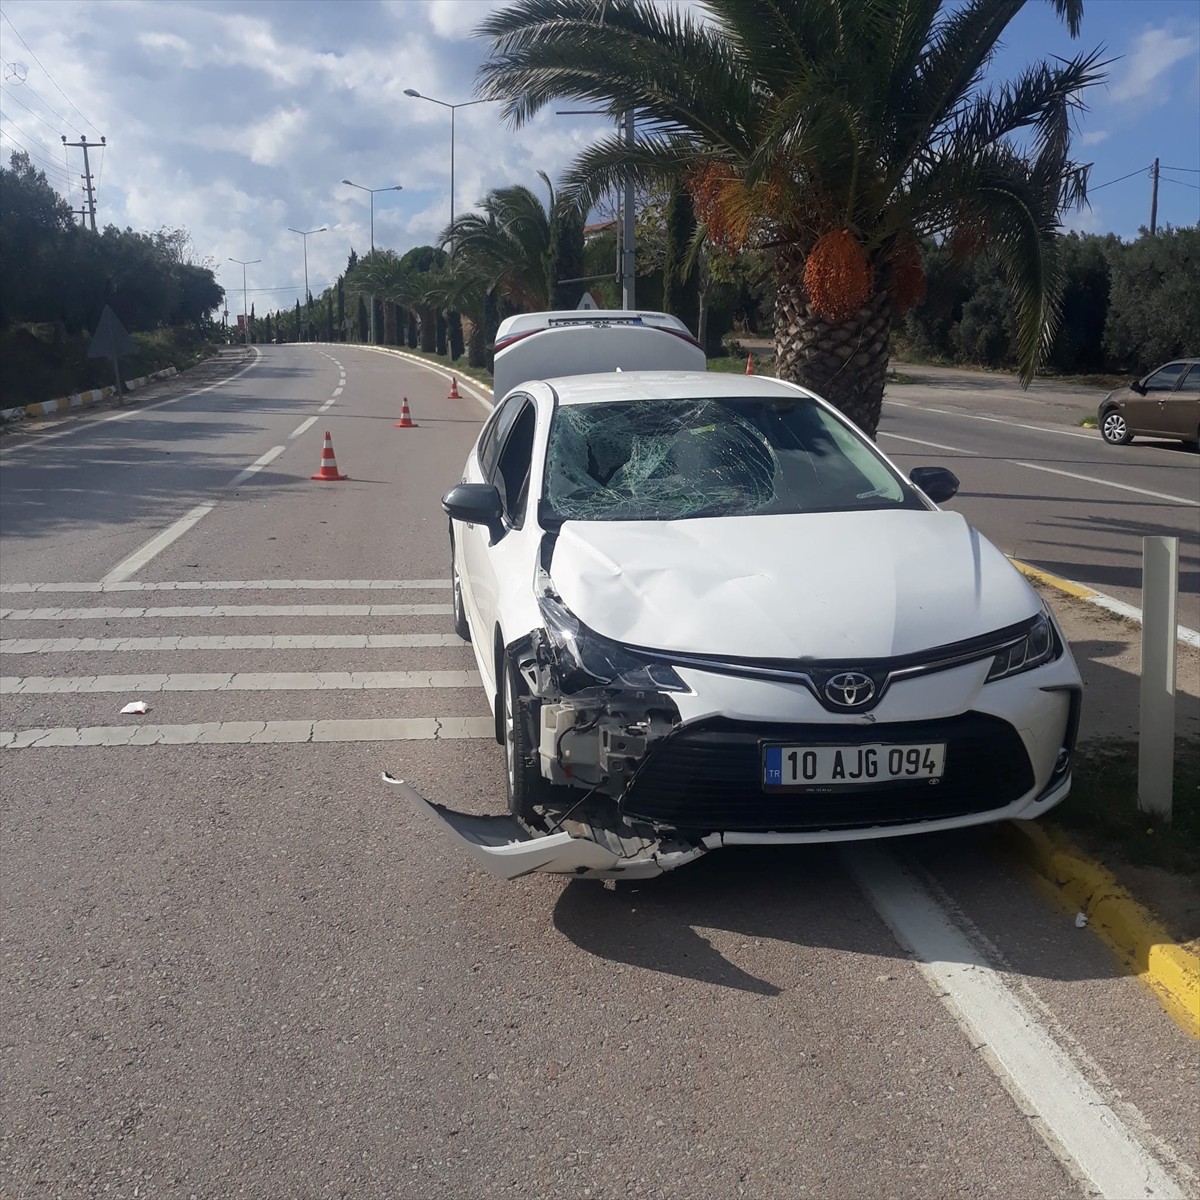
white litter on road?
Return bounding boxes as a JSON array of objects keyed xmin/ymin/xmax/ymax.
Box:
[{"xmin": 119, "ymin": 701, "xmax": 149, "ymax": 715}]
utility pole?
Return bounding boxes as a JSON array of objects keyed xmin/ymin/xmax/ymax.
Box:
[
  {"xmin": 61, "ymin": 135, "xmax": 105, "ymax": 232},
  {"xmin": 1150, "ymin": 157, "xmax": 1160, "ymax": 236}
]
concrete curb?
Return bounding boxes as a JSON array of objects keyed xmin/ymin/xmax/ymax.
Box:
[
  {"xmin": 1011, "ymin": 558, "xmax": 1200, "ymax": 650},
  {"xmin": 1003, "ymin": 821, "xmax": 1199, "ymax": 1037},
  {"xmin": 1, "ymin": 366, "xmax": 178, "ymax": 424}
]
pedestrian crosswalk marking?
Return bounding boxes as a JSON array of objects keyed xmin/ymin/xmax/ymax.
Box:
[
  {"xmin": 0, "ymin": 634, "xmax": 466, "ymax": 654},
  {"xmin": 0, "ymin": 603, "xmax": 453, "ymax": 621},
  {"xmin": 1, "ymin": 670, "xmax": 481, "ymax": 694},
  {"xmin": 0, "ymin": 579, "xmax": 450, "ymax": 593},
  {"xmin": 1, "ymin": 716, "xmax": 495, "ymax": 749}
]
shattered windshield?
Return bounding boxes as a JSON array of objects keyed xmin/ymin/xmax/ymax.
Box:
[{"xmin": 542, "ymin": 395, "xmax": 918, "ymax": 522}]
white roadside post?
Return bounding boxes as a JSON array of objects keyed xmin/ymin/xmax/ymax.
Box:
[{"xmin": 1138, "ymin": 535, "xmax": 1178, "ymax": 822}]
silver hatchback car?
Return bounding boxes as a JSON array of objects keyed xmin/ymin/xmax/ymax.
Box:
[{"xmin": 1098, "ymin": 358, "xmax": 1199, "ymax": 447}]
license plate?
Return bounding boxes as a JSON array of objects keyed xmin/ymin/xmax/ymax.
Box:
[{"xmin": 763, "ymin": 742, "xmax": 946, "ymax": 788}]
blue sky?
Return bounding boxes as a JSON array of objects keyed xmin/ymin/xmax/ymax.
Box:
[{"xmin": 1, "ymin": 0, "xmax": 1197, "ymax": 320}]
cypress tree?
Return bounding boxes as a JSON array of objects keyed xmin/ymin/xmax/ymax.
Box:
[
  {"xmin": 357, "ymin": 295, "xmax": 369, "ymax": 342},
  {"xmin": 337, "ymin": 276, "xmax": 346, "ymax": 341},
  {"xmin": 436, "ymin": 311, "xmax": 448, "ymax": 356},
  {"xmin": 294, "ymin": 299, "xmax": 302, "ymax": 342},
  {"xmin": 448, "ymin": 311, "xmax": 464, "ymax": 361},
  {"xmin": 326, "ymin": 292, "xmax": 334, "ymax": 341}
]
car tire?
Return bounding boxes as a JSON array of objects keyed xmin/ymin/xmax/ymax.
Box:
[
  {"xmin": 1100, "ymin": 409, "xmax": 1132, "ymax": 445},
  {"xmin": 502, "ymin": 652, "xmax": 548, "ymax": 825},
  {"xmin": 450, "ymin": 542, "xmax": 471, "ymax": 642}
]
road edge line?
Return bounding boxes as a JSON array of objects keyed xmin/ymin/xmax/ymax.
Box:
[
  {"xmin": 1001, "ymin": 820, "xmax": 1200, "ymax": 1038},
  {"xmin": 1010, "ymin": 558, "xmax": 1200, "ymax": 650}
]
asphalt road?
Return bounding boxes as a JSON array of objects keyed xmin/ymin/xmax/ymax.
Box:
[
  {"xmin": 1, "ymin": 346, "xmax": 1197, "ymax": 1199},
  {"xmin": 880, "ymin": 364, "xmax": 1200, "ymax": 631}
]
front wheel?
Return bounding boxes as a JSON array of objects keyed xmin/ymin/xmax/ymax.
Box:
[
  {"xmin": 450, "ymin": 544, "xmax": 471, "ymax": 642},
  {"xmin": 1100, "ymin": 410, "xmax": 1132, "ymax": 445},
  {"xmin": 502, "ymin": 653, "xmax": 549, "ymax": 825}
]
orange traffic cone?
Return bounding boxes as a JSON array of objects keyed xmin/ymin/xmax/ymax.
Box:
[
  {"xmin": 447, "ymin": 376, "xmax": 461, "ymax": 400},
  {"xmin": 310, "ymin": 431, "xmax": 348, "ymax": 481},
  {"xmin": 394, "ymin": 396, "xmax": 418, "ymax": 428},
  {"xmin": 745, "ymin": 353, "xmax": 754, "ymax": 375}
]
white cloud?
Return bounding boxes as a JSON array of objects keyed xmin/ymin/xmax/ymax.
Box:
[
  {"xmin": 1080, "ymin": 130, "xmax": 1108, "ymax": 146},
  {"xmin": 1110, "ymin": 27, "xmax": 1200, "ymax": 103}
]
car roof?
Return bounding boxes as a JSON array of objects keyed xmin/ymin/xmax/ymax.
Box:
[{"xmin": 544, "ymin": 370, "xmax": 816, "ymax": 406}]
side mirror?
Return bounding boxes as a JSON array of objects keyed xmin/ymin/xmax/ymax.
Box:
[
  {"xmin": 442, "ymin": 483, "xmax": 504, "ymax": 542},
  {"xmin": 1130, "ymin": 379, "xmax": 1146, "ymax": 395},
  {"xmin": 910, "ymin": 466, "xmax": 960, "ymax": 504}
]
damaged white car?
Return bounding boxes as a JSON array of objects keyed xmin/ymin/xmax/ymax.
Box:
[{"xmin": 385, "ymin": 311, "xmax": 1082, "ymax": 879}]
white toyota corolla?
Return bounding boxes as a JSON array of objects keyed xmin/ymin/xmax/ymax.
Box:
[{"xmin": 386, "ymin": 312, "xmax": 1082, "ymax": 879}]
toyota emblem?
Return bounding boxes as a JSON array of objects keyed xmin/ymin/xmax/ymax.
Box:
[{"xmin": 823, "ymin": 671, "xmax": 876, "ymax": 708}]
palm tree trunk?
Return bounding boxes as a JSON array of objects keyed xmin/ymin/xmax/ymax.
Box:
[{"xmin": 773, "ymin": 245, "xmax": 892, "ymax": 439}]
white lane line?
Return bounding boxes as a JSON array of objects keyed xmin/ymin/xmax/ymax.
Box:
[
  {"xmin": 319, "ymin": 398, "xmax": 335, "ymax": 413},
  {"xmin": 887, "ymin": 400, "xmax": 1097, "ymax": 441},
  {"xmin": 100, "ymin": 503, "xmax": 217, "ymax": 584},
  {"xmin": 229, "ymin": 444, "xmax": 285, "ymax": 487},
  {"xmin": 289, "ymin": 416, "xmax": 318, "ymax": 439},
  {"xmin": 1, "ymin": 603, "xmax": 452, "ymax": 621},
  {"xmin": 845, "ymin": 844, "xmax": 1185, "ymax": 1200},
  {"xmin": 0, "ymin": 634, "xmax": 465, "ymax": 654},
  {"xmin": 1, "ymin": 670, "xmax": 481, "ymax": 694},
  {"xmin": 878, "ymin": 432, "xmax": 977, "ymax": 455},
  {"xmin": 0, "ymin": 579, "xmax": 450, "ymax": 594},
  {"xmin": 332, "ymin": 386, "xmax": 343, "ymax": 397},
  {"xmin": 1011, "ymin": 461, "xmax": 1199, "ymax": 507},
  {"xmin": 0, "ymin": 716, "xmax": 496, "ymax": 749},
  {"xmin": 0, "ymin": 349, "xmax": 264, "ymax": 453}
]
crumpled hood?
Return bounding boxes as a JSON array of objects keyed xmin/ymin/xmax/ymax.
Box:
[{"xmin": 550, "ymin": 509, "xmax": 1037, "ymax": 660}]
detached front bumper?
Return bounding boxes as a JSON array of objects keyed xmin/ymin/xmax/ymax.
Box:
[{"xmin": 382, "ymin": 774, "xmax": 707, "ymax": 880}]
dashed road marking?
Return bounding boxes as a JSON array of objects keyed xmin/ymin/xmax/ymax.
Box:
[
  {"xmin": 1, "ymin": 670, "xmax": 481, "ymax": 694},
  {"xmin": 0, "ymin": 603, "xmax": 452, "ymax": 621},
  {"xmin": 1, "ymin": 716, "xmax": 495, "ymax": 749},
  {"xmin": 0, "ymin": 634, "xmax": 465, "ymax": 654},
  {"xmin": 230, "ymin": 444, "xmax": 285, "ymax": 487},
  {"xmin": 100, "ymin": 503, "xmax": 217, "ymax": 584},
  {"xmin": 289, "ymin": 416, "xmax": 318, "ymax": 439},
  {"xmin": 878, "ymin": 431, "xmax": 976, "ymax": 455},
  {"xmin": 1011, "ymin": 461, "xmax": 1199, "ymax": 506}
]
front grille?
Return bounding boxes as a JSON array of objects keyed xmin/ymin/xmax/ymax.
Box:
[{"xmin": 621, "ymin": 714, "xmax": 1033, "ymax": 832}]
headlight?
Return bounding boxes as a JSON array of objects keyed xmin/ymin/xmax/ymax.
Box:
[
  {"xmin": 536, "ymin": 590, "xmax": 687, "ymax": 694},
  {"xmin": 985, "ymin": 611, "xmax": 1058, "ymax": 682}
]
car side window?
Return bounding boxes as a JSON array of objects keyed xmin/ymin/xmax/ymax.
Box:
[
  {"xmin": 1143, "ymin": 363, "xmax": 1188, "ymax": 393},
  {"xmin": 477, "ymin": 395, "xmax": 523, "ymax": 477},
  {"xmin": 1178, "ymin": 367, "xmax": 1200, "ymax": 395},
  {"xmin": 491, "ymin": 401, "xmax": 537, "ymax": 528}
]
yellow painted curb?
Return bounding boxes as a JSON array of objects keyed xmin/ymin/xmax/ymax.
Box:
[
  {"xmin": 1004, "ymin": 820, "xmax": 1200, "ymax": 1037},
  {"xmin": 1010, "ymin": 558, "xmax": 1097, "ymax": 602}
]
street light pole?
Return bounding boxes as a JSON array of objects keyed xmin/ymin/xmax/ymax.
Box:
[
  {"xmin": 228, "ymin": 257, "xmax": 260, "ymax": 345},
  {"xmin": 341, "ymin": 181, "xmax": 403, "ymax": 342},
  {"xmin": 288, "ymin": 226, "xmax": 327, "ymax": 305},
  {"xmin": 403, "ymin": 91, "xmax": 493, "ymax": 252}
]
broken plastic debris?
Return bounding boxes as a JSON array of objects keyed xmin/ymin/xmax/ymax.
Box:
[
  {"xmin": 120, "ymin": 701, "xmax": 149, "ymax": 715},
  {"xmin": 1074, "ymin": 912, "xmax": 1088, "ymax": 929}
]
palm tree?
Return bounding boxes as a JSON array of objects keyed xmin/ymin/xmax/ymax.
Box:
[{"xmin": 476, "ymin": 0, "xmax": 1105, "ymax": 435}]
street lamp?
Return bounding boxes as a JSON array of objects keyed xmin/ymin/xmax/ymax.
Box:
[
  {"xmin": 228, "ymin": 257, "xmax": 261, "ymax": 345},
  {"xmin": 340, "ymin": 180, "xmax": 403, "ymax": 253},
  {"xmin": 287, "ymin": 224, "xmax": 327, "ymax": 332},
  {"xmin": 340, "ymin": 182, "xmax": 402, "ymax": 344},
  {"xmin": 403, "ymin": 90, "xmax": 493, "ymax": 250}
]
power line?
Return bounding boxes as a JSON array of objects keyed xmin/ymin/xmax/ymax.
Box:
[
  {"xmin": 1, "ymin": 58, "xmax": 73, "ymax": 127},
  {"xmin": 0, "ymin": 123, "xmax": 72, "ymax": 180},
  {"xmin": 1, "ymin": 82, "xmax": 62, "ymax": 135},
  {"xmin": 0, "ymin": 111, "xmax": 72, "ymax": 168},
  {"xmin": 1160, "ymin": 176, "xmax": 1200, "ymax": 191},
  {"xmin": 1160, "ymin": 165, "xmax": 1199, "ymax": 173},
  {"xmin": 1089, "ymin": 164, "xmax": 1151, "ymax": 191},
  {"xmin": 0, "ymin": 9, "xmax": 103, "ymax": 137}
]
